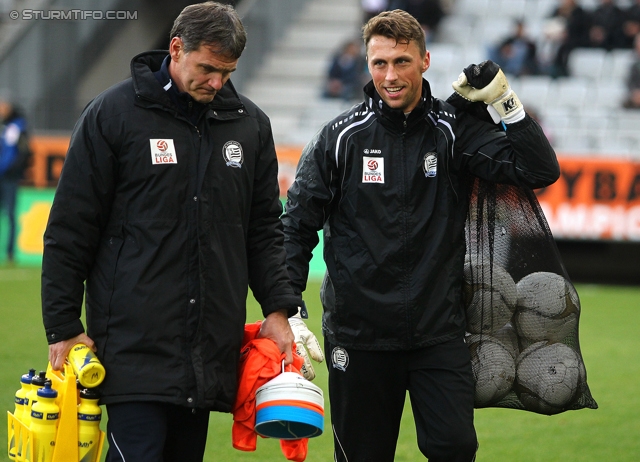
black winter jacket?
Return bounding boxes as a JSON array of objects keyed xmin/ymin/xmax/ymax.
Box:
[
  {"xmin": 42, "ymin": 51, "xmax": 301, "ymax": 410},
  {"xmin": 282, "ymin": 80, "xmax": 559, "ymax": 351}
]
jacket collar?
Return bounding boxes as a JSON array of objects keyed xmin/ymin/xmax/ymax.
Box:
[
  {"xmin": 130, "ymin": 50, "xmax": 244, "ymax": 116},
  {"xmin": 152, "ymin": 55, "xmax": 208, "ymax": 124},
  {"xmin": 364, "ymin": 79, "xmax": 434, "ymax": 132}
]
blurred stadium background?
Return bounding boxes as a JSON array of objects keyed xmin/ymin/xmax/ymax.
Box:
[{"xmin": 0, "ymin": 0, "xmax": 639, "ymax": 281}]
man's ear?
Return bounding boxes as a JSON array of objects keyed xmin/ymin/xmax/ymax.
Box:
[
  {"xmin": 169, "ymin": 36, "xmax": 183, "ymax": 61},
  {"xmin": 422, "ymin": 51, "xmax": 431, "ymax": 74}
]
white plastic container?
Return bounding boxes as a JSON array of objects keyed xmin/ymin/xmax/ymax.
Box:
[{"xmin": 254, "ymin": 371, "xmax": 324, "ymax": 439}]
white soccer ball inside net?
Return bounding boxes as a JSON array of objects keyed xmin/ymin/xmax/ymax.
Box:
[
  {"xmin": 467, "ymin": 334, "xmax": 516, "ymax": 407},
  {"xmin": 515, "ymin": 341, "xmax": 585, "ymax": 415},
  {"xmin": 513, "ymin": 271, "xmax": 579, "ymax": 343},
  {"xmin": 463, "ymin": 260, "xmax": 517, "ymax": 334},
  {"xmin": 493, "ymin": 322, "xmax": 519, "ymax": 359}
]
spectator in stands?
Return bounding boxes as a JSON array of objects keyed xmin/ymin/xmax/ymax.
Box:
[
  {"xmin": 0, "ymin": 90, "xmax": 30, "ymax": 264},
  {"xmin": 622, "ymin": 0, "xmax": 640, "ymax": 48},
  {"xmin": 323, "ymin": 39, "xmax": 367, "ymax": 101},
  {"xmin": 587, "ymin": 0, "xmax": 626, "ymax": 50},
  {"xmin": 544, "ymin": 0, "xmax": 592, "ymax": 77},
  {"xmin": 488, "ymin": 19, "xmax": 539, "ymax": 77},
  {"xmin": 389, "ymin": 0, "xmax": 446, "ymax": 44},
  {"xmin": 623, "ymin": 33, "xmax": 640, "ymax": 109}
]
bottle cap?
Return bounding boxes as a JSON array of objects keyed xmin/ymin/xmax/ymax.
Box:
[
  {"xmin": 21, "ymin": 369, "xmax": 36, "ymax": 384},
  {"xmin": 79, "ymin": 388, "xmax": 101, "ymax": 400},
  {"xmin": 37, "ymin": 382, "xmax": 58, "ymax": 399},
  {"xmin": 31, "ymin": 371, "xmax": 48, "ymax": 387}
]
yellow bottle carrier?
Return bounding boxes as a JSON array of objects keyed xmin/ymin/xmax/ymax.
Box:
[{"xmin": 7, "ymin": 360, "xmax": 106, "ymax": 462}]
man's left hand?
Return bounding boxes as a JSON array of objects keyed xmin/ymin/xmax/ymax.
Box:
[{"xmin": 452, "ymin": 60, "xmax": 525, "ymax": 124}]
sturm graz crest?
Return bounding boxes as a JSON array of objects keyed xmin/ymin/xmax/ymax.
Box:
[
  {"xmin": 331, "ymin": 346, "xmax": 349, "ymax": 372},
  {"xmin": 223, "ymin": 140, "xmax": 243, "ymax": 168},
  {"xmin": 423, "ymin": 152, "xmax": 437, "ymax": 177}
]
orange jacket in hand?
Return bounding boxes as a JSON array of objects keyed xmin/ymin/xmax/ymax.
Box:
[{"xmin": 232, "ymin": 320, "xmax": 308, "ymax": 462}]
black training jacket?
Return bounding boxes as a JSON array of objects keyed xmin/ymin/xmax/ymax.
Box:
[
  {"xmin": 42, "ymin": 51, "xmax": 301, "ymax": 410},
  {"xmin": 283, "ymin": 80, "xmax": 559, "ymax": 351}
]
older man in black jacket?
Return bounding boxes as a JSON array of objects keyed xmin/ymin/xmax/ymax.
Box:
[{"xmin": 42, "ymin": 3, "xmax": 301, "ymax": 461}]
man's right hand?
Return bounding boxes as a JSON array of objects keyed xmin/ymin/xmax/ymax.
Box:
[{"xmin": 48, "ymin": 333, "xmax": 95, "ymax": 371}]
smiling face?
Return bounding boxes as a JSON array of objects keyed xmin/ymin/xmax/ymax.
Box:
[
  {"xmin": 366, "ymin": 35, "xmax": 429, "ymax": 113},
  {"xmin": 168, "ymin": 36, "xmax": 238, "ymax": 104}
]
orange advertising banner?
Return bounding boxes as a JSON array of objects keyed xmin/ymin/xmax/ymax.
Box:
[
  {"xmin": 535, "ymin": 156, "xmax": 640, "ymax": 241},
  {"xmin": 28, "ymin": 134, "xmax": 69, "ymax": 187},
  {"xmin": 276, "ymin": 145, "xmax": 304, "ymax": 197}
]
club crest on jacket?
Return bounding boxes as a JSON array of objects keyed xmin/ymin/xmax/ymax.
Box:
[
  {"xmin": 423, "ymin": 152, "xmax": 437, "ymax": 178},
  {"xmin": 331, "ymin": 346, "xmax": 349, "ymax": 372},
  {"xmin": 223, "ymin": 140, "xmax": 244, "ymax": 168}
]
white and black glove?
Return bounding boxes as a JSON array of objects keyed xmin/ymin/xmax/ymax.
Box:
[
  {"xmin": 452, "ymin": 60, "xmax": 525, "ymax": 124},
  {"xmin": 289, "ymin": 306, "xmax": 324, "ymax": 381}
]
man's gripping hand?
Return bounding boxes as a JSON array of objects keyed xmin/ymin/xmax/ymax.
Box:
[
  {"xmin": 289, "ymin": 309, "xmax": 324, "ymax": 381},
  {"xmin": 48, "ymin": 332, "xmax": 95, "ymax": 371},
  {"xmin": 451, "ymin": 60, "xmax": 525, "ymax": 124}
]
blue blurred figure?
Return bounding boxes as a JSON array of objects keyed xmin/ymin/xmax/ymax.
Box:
[{"xmin": 0, "ymin": 91, "xmax": 30, "ymax": 263}]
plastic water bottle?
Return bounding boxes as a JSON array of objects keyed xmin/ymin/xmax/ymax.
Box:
[
  {"xmin": 15, "ymin": 369, "xmax": 36, "ymax": 421},
  {"xmin": 9, "ymin": 369, "xmax": 35, "ymax": 460},
  {"xmin": 67, "ymin": 344, "xmax": 106, "ymax": 388},
  {"xmin": 23, "ymin": 371, "xmax": 49, "ymax": 427},
  {"xmin": 77, "ymin": 387, "xmax": 102, "ymax": 462},
  {"xmin": 30, "ymin": 382, "xmax": 59, "ymax": 462}
]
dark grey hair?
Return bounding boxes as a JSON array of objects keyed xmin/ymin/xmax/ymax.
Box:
[{"xmin": 169, "ymin": 2, "xmax": 246, "ymax": 59}]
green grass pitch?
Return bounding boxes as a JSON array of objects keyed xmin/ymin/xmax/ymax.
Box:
[{"xmin": 1, "ymin": 266, "xmax": 639, "ymax": 461}]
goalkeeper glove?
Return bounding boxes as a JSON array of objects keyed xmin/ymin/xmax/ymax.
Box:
[
  {"xmin": 289, "ymin": 306, "xmax": 324, "ymax": 381},
  {"xmin": 451, "ymin": 60, "xmax": 525, "ymax": 124}
]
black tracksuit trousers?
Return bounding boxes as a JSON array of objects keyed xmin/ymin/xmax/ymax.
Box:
[
  {"xmin": 105, "ymin": 402, "xmax": 209, "ymax": 462},
  {"xmin": 327, "ymin": 336, "xmax": 478, "ymax": 461}
]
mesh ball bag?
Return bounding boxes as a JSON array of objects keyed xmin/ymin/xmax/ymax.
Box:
[{"xmin": 464, "ymin": 177, "xmax": 598, "ymax": 415}]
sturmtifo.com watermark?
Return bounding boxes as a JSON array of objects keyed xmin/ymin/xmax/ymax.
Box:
[{"xmin": 9, "ymin": 10, "xmax": 138, "ymax": 20}]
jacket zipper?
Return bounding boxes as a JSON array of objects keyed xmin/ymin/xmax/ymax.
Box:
[{"xmin": 400, "ymin": 124, "xmax": 412, "ymax": 348}]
